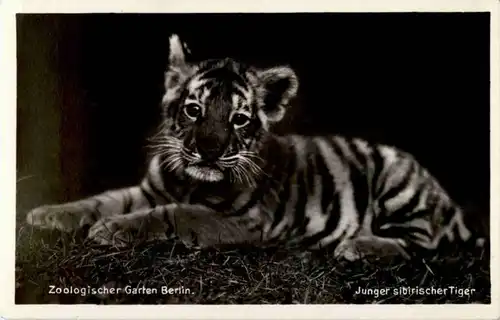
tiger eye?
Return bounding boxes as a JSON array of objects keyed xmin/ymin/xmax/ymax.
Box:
[
  {"xmin": 232, "ymin": 113, "xmax": 250, "ymax": 128},
  {"xmin": 184, "ymin": 104, "xmax": 201, "ymax": 120}
]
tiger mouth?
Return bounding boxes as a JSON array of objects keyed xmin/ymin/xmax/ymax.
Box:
[{"xmin": 184, "ymin": 165, "xmax": 224, "ymax": 182}]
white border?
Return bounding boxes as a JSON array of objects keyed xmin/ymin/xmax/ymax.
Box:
[{"xmin": 1, "ymin": 0, "xmax": 499, "ymax": 319}]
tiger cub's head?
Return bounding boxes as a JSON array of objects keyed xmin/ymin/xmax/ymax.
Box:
[{"xmin": 157, "ymin": 34, "xmax": 298, "ymax": 185}]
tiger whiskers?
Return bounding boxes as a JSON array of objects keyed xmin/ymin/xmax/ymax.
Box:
[
  {"xmin": 181, "ymin": 148, "xmax": 201, "ymax": 163},
  {"xmin": 148, "ymin": 133, "xmax": 265, "ymax": 186},
  {"xmin": 147, "ymin": 132, "xmax": 180, "ymax": 152},
  {"xmin": 219, "ymin": 152, "xmax": 264, "ymax": 187},
  {"xmin": 149, "ymin": 136, "xmax": 187, "ymax": 173},
  {"xmin": 161, "ymin": 154, "xmax": 184, "ymax": 172}
]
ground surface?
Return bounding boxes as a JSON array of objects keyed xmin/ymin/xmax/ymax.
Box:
[{"xmin": 15, "ymin": 222, "xmax": 490, "ymax": 305}]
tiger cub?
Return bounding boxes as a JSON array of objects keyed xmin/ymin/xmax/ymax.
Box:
[{"xmin": 26, "ymin": 34, "xmax": 483, "ymax": 261}]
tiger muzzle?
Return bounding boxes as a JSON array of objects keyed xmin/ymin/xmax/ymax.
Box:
[{"xmin": 195, "ymin": 126, "xmax": 230, "ymax": 163}]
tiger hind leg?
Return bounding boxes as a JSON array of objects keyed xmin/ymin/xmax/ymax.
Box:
[
  {"xmin": 376, "ymin": 206, "xmax": 483, "ymax": 259},
  {"xmin": 334, "ymin": 235, "xmax": 410, "ymax": 261}
]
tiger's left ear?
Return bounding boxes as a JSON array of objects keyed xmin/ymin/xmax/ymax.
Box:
[{"xmin": 256, "ymin": 66, "xmax": 299, "ymax": 123}]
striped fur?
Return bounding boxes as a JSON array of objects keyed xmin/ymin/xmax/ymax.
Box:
[{"xmin": 26, "ymin": 34, "xmax": 483, "ymax": 260}]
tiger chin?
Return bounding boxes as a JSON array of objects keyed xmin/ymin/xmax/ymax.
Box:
[{"xmin": 26, "ymin": 34, "xmax": 485, "ymax": 262}]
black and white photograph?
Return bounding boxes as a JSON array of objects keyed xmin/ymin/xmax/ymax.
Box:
[{"xmin": 4, "ymin": 0, "xmax": 498, "ymax": 317}]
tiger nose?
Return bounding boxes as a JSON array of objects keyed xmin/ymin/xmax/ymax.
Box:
[
  {"xmin": 196, "ymin": 143, "xmax": 225, "ymax": 162},
  {"xmin": 195, "ymin": 123, "xmax": 230, "ymax": 162}
]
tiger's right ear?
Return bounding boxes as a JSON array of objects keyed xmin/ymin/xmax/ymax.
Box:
[{"xmin": 164, "ymin": 34, "xmax": 193, "ymax": 90}]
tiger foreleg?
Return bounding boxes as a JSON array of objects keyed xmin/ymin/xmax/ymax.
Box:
[
  {"xmin": 87, "ymin": 203, "xmax": 264, "ymax": 248},
  {"xmin": 26, "ymin": 202, "xmax": 99, "ymax": 232},
  {"xmin": 26, "ymin": 186, "xmax": 152, "ymax": 232},
  {"xmin": 87, "ymin": 205, "xmax": 172, "ymax": 247}
]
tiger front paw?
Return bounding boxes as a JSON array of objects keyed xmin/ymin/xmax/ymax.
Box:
[
  {"xmin": 87, "ymin": 217, "xmax": 135, "ymax": 247},
  {"xmin": 26, "ymin": 204, "xmax": 95, "ymax": 232}
]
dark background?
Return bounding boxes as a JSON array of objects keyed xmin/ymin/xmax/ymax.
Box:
[{"xmin": 16, "ymin": 13, "xmax": 490, "ymax": 218}]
